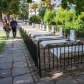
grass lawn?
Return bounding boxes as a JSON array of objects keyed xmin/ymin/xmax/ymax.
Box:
[{"xmin": 0, "ymin": 30, "xmax": 7, "ymax": 54}]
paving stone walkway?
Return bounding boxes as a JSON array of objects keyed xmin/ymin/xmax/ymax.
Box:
[
  {"xmin": 0, "ymin": 25, "xmax": 84, "ymax": 84},
  {"xmin": 0, "ymin": 29, "xmax": 34, "ymax": 84}
]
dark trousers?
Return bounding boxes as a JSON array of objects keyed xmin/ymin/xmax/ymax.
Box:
[{"xmin": 12, "ymin": 27, "xmax": 17, "ymax": 38}]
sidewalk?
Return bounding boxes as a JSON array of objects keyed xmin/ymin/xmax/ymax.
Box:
[
  {"xmin": 0, "ymin": 25, "xmax": 84, "ymax": 84},
  {"xmin": 0, "ymin": 30, "xmax": 36, "ymax": 84}
]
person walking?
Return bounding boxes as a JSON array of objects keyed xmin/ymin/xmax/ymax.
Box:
[
  {"xmin": 3, "ymin": 21, "xmax": 11, "ymax": 39},
  {"xmin": 10, "ymin": 18, "xmax": 17, "ymax": 38}
]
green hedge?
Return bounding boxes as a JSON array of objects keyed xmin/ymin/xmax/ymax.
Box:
[
  {"xmin": 76, "ymin": 31, "xmax": 84, "ymax": 37},
  {"xmin": 64, "ymin": 28, "xmax": 70, "ymax": 35}
]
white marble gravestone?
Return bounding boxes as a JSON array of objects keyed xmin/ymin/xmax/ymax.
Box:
[
  {"xmin": 51, "ymin": 26, "xmax": 55, "ymax": 34},
  {"xmin": 40, "ymin": 24, "xmax": 41, "ymax": 29},
  {"xmin": 46, "ymin": 25, "xmax": 49, "ymax": 32},
  {"xmin": 42, "ymin": 25, "xmax": 45, "ymax": 30},
  {"xmin": 60, "ymin": 28, "xmax": 63, "ymax": 37},
  {"xmin": 70, "ymin": 30, "xmax": 75, "ymax": 41}
]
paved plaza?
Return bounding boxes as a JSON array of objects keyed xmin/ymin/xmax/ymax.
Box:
[{"xmin": 0, "ymin": 25, "xmax": 84, "ymax": 84}]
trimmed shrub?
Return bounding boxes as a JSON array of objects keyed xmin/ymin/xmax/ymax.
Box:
[{"xmin": 29, "ymin": 15, "xmax": 41, "ymax": 24}]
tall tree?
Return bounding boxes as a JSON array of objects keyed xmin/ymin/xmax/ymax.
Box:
[
  {"xmin": 61, "ymin": 0, "xmax": 84, "ymax": 14},
  {"xmin": 38, "ymin": 4, "xmax": 46, "ymax": 19},
  {"xmin": 41, "ymin": 0, "xmax": 54, "ymax": 10},
  {"xmin": 0, "ymin": 0, "xmax": 20, "ymax": 22},
  {"xmin": 26, "ymin": 0, "xmax": 32, "ymax": 19},
  {"xmin": 41, "ymin": 0, "xmax": 45, "ymax": 1},
  {"xmin": 19, "ymin": 4, "xmax": 28, "ymax": 20},
  {"xmin": 75, "ymin": 1, "xmax": 84, "ymax": 15},
  {"xmin": 27, "ymin": 0, "xmax": 32, "ymax": 3},
  {"xmin": 0, "ymin": 0, "xmax": 12, "ymax": 22},
  {"xmin": 8, "ymin": 0, "xmax": 20, "ymax": 19},
  {"xmin": 31, "ymin": 3, "xmax": 38, "ymax": 15}
]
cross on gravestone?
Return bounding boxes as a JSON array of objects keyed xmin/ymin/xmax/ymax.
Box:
[
  {"xmin": 70, "ymin": 30, "xmax": 75, "ymax": 41},
  {"xmin": 51, "ymin": 26, "xmax": 55, "ymax": 34},
  {"xmin": 60, "ymin": 28, "xmax": 63, "ymax": 37}
]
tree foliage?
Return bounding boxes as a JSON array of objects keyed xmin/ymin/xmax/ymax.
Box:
[
  {"xmin": 41, "ymin": 0, "xmax": 84, "ymax": 14},
  {"xmin": 27, "ymin": 0, "xmax": 32, "ymax": 3},
  {"xmin": 61, "ymin": 0, "xmax": 84, "ymax": 14},
  {"xmin": 31, "ymin": 3, "xmax": 38, "ymax": 9},
  {"xmin": 29, "ymin": 15, "xmax": 41, "ymax": 23},
  {"xmin": 44, "ymin": 9, "xmax": 56, "ymax": 25},
  {"xmin": 41, "ymin": 0, "xmax": 54, "ymax": 10},
  {"xmin": 9, "ymin": 0, "xmax": 20, "ymax": 15},
  {"xmin": 41, "ymin": 0, "xmax": 45, "ymax": 1},
  {"xmin": 26, "ymin": 0, "xmax": 32, "ymax": 19},
  {"xmin": 19, "ymin": 4, "xmax": 28, "ymax": 20},
  {"xmin": 38, "ymin": 4, "xmax": 46, "ymax": 19},
  {"xmin": 0, "ymin": 0, "xmax": 12, "ymax": 21},
  {"xmin": 0, "ymin": 0, "xmax": 12, "ymax": 13},
  {"xmin": 44, "ymin": 8, "xmax": 84, "ymax": 29},
  {"xmin": 31, "ymin": 3, "xmax": 38, "ymax": 15}
]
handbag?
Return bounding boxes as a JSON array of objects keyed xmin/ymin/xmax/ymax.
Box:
[
  {"xmin": 3, "ymin": 25, "xmax": 6, "ymax": 31},
  {"xmin": 9, "ymin": 28, "xmax": 11, "ymax": 31}
]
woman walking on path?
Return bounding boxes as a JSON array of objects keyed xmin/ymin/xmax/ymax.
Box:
[{"xmin": 3, "ymin": 21, "xmax": 11, "ymax": 39}]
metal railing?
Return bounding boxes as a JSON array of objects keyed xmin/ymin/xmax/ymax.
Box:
[
  {"xmin": 19, "ymin": 27, "xmax": 84, "ymax": 77},
  {"xmin": 19, "ymin": 28, "xmax": 38, "ymax": 67}
]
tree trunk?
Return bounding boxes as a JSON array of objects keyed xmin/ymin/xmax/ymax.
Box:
[
  {"xmin": 0, "ymin": 13, "xmax": 3, "ymax": 22},
  {"xmin": 0, "ymin": 13, "xmax": 3, "ymax": 25},
  {"xmin": 35, "ymin": 9, "xmax": 36, "ymax": 16},
  {"xmin": 7, "ymin": 14, "xmax": 10, "ymax": 22},
  {"xmin": 28, "ymin": 3, "xmax": 29, "ymax": 19}
]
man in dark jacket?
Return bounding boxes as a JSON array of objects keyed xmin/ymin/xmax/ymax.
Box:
[{"xmin": 10, "ymin": 18, "xmax": 17, "ymax": 38}]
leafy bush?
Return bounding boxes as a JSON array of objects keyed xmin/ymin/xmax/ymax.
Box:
[
  {"xmin": 38, "ymin": 4, "xmax": 46, "ymax": 19},
  {"xmin": 54, "ymin": 10, "xmax": 66, "ymax": 25},
  {"xmin": 76, "ymin": 31, "xmax": 84, "ymax": 37},
  {"xmin": 44, "ymin": 9, "xmax": 56, "ymax": 25},
  {"xmin": 43, "ymin": 8, "xmax": 84, "ymax": 38},
  {"xmin": 29, "ymin": 15, "xmax": 41, "ymax": 23},
  {"xmin": 75, "ymin": 12, "xmax": 84, "ymax": 28},
  {"xmin": 64, "ymin": 28, "xmax": 70, "ymax": 35}
]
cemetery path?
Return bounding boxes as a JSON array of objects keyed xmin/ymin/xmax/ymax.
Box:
[{"xmin": 0, "ymin": 24, "xmax": 84, "ymax": 84}]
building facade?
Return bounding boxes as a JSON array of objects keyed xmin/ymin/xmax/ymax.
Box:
[{"xmin": 51, "ymin": 0, "xmax": 62, "ymax": 10}]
